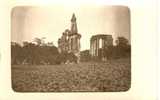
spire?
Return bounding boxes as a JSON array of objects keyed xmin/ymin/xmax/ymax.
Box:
[
  {"xmin": 71, "ymin": 13, "xmax": 76, "ymax": 22},
  {"xmin": 71, "ymin": 13, "xmax": 78, "ymax": 34}
]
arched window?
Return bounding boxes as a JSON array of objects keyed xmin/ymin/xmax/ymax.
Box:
[{"xmin": 99, "ymin": 38, "xmax": 102, "ymax": 49}]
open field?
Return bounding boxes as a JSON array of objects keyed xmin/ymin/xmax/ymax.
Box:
[{"xmin": 12, "ymin": 58, "xmax": 131, "ymax": 92}]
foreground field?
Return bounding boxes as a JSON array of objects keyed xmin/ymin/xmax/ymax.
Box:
[{"xmin": 12, "ymin": 58, "xmax": 131, "ymax": 92}]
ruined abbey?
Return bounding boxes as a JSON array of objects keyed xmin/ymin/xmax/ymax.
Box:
[
  {"xmin": 58, "ymin": 13, "xmax": 114, "ymax": 62},
  {"xmin": 58, "ymin": 13, "xmax": 81, "ymax": 63}
]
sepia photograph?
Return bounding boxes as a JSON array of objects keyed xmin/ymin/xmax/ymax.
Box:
[{"xmin": 11, "ymin": 5, "xmax": 131, "ymax": 92}]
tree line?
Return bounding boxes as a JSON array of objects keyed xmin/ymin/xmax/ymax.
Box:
[{"xmin": 11, "ymin": 37, "xmax": 131, "ymax": 65}]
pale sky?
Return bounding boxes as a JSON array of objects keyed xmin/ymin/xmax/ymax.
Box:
[{"xmin": 11, "ymin": 6, "xmax": 130, "ymax": 50}]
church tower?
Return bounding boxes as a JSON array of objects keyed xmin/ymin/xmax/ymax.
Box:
[
  {"xmin": 69, "ymin": 13, "xmax": 81, "ymax": 63},
  {"xmin": 58, "ymin": 13, "xmax": 81, "ymax": 63}
]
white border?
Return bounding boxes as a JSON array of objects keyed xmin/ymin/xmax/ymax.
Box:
[{"xmin": 0, "ymin": 0, "xmax": 158, "ymax": 100}]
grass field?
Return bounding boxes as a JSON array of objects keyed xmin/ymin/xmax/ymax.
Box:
[{"xmin": 11, "ymin": 58, "xmax": 131, "ymax": 92}]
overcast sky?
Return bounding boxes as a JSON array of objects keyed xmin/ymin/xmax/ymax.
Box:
[{"xmin": 11, "ymin": 5, "xmax": 130, "ymax": 50}]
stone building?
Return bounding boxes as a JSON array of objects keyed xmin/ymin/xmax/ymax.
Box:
[
  {"xmin": 58, "ymin": 13, "xmax": 81, "ymax": 63},
  {"xmin": 90, "ymin": 34, "xmax": 113, "ymax": 61}
]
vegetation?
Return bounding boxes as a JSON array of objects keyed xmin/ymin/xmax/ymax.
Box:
[
  {"xmin": 12, "ymin": 58, "xmax": 131, "ymax": 92},
  {"xmin": 11, "ymin": 38, "xmax": 77, "ymax": 65},
  {"xmin": 55, "ymin": 52, "xmax": 78, "ymax": 64},
  {"xmin": 11, "ymin": 37, "xmax": 131, "ymax": 92},
  {"xmin": 11, "ymin": 37, "xmax": 131, "ymax": 64},
  {"xmin": 80, "ymin": 50, "xmax": 91, "ymax": 62}
]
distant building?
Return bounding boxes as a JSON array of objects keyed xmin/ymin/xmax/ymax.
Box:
[
  {"xmin": 58, "ymin": 13, "xmax": 81, "ymax": 63},
  {"xmin": 90, "ymin": 34, "xmax": 113, "ymax": 61}
]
